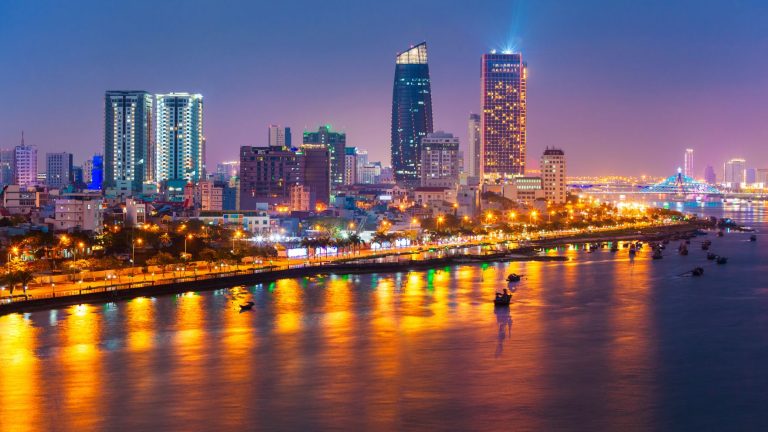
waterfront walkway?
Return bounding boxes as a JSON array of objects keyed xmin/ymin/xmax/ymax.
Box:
[{"xmin": 0, "ymin": 221, "xmax": 696, "ymax": 313}]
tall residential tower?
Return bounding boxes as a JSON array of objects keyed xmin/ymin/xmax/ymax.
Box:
[
  {"xmin": 104, "ymin": 91, "xmax": 154, "ymax": 192},
  {"xmin": 481, "ymin": 51, "xmax": 527, "ymax": 179},
  {"xmin": 155, "ymin": 93, "xmax": 205, "ymax": 184},
  {"xmin": 391, "ymin": 42, "xmax": 433, "ymax": 186}
]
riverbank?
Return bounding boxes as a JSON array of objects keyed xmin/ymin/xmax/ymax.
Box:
[{"xmin": 0, "ymin": 221, "xmax": 704, "ymax": 315}]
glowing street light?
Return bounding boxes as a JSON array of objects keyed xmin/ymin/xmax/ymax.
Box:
[{"xmin": 132, "ymin": 238, "xmax": 142, "ymax": 264}]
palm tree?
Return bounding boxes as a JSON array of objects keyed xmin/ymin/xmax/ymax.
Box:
[{"xmin": 347, "ymin": 233, "xmax": 363, "ymax": 255}]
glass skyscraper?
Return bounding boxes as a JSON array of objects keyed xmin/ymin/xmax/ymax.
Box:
[
  {"xmin": 481, "ymin": 51, "xmax": 527, "ymax": 178},
  {"xmin": 391, "ymin": 42, "xmax": 433, "ymax": 186},
  {"xmin": 104, "ymin": 91, "xmax": 154, "ymax": 192}
]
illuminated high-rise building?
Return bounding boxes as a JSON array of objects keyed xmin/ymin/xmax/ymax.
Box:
[
  {"xmin": 723, "ymin": 158, "xmax": 746, "ymax": 186},
  {"xmin": 684, "ymin": 149, "xmax": 694, "ymax": 178},
  {"xmin": 481, "ymin": 51, "xmax": 527, "ymax": 178},
  {"xmin": 420, "ymin": 131, "xmax": 460, "ymax": 188},
  {"xmin": 155, "ymin": 93, "xmax": 204, "ymax": 183},
  {"xmin": 540, "ymin": 148, "xmax": 567, "ymax": 204},
  {"xmin": 104, "ymin": 91, "xmax": 154, "ymax": 192},
  {"xmin": 13, "ymin": 132, "xmax": 37, "ymax": 187},
  {"xmin": 391, "ymin": 42, "xmax": 433, "ymax": 186},
  {"xmin": 467, "ymin": 113, "xmax": 481, "ymax": 177}
]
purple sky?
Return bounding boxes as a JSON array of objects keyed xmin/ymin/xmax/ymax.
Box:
[{"xmin": 1, "ymin": 0, "xmax": 767, "ymax": 177}]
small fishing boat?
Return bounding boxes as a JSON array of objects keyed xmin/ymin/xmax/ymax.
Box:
[
  {"xmin": 716, "ymin": 256, "xmax": 728, "ymax": 265},
  {"xmin": 494, "ymin": 289, "xmax": 512, "ymax": 306},
  {"xmin": 707, "ymin": 252, "xmax": 717, "ymax": 260},
  {"xmin": 691, "ymin": 267, "xmax": 704, "ymax": 277},
  {"xmin": 610, "ymin": 244, "xmax": 619, "ymax": 252},
  {"xmin": 750, "ymin": 234, "xmax": 757, "ymax": 242},
  {"xmin": 717, "ymin": 230, "xmax": 724, "ymax": 237},
  {"xmin": 506, "ymin": 273, "xmax": 522, "ymax": 282},
  {"xmin": 239, "ymin": 301, "xmax": 255, "ymax": 312},
  {"xmin": 652, "ymin": 249, "xmax": 663, "ymax": 260},
  {"xmin": 701, "ymin": 240, "xmax": 712, "ymax": 250}
]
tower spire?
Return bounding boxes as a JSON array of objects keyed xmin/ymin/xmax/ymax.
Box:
[{"xmin": 21, "ymin": 130, "xmax": 24, "ymax": 146}]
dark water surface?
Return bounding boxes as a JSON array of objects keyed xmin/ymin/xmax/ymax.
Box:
[{"xmin": 1, "ymin": 203, "xmax": 767, "ymax": 431}]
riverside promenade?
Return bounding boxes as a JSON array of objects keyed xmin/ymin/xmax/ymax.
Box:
[{"xmin": 0, "ymin": 221, "xmax": 702, "ymax": 315}]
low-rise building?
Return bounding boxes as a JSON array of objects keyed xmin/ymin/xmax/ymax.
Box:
[
  {"xmin": 196, "ymin": 210, "xmax": 273, "ymax": 235},
  {"xmin": 53, "ymin": 196, "xmax": 104, "ymax": 232}
]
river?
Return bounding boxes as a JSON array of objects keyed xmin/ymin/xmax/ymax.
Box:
[{"xmin": 1, "ymin": 203, "xmax": 766, "ymax": 431}]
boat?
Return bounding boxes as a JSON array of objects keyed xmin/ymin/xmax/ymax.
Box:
[
  {"xmin": 494, "ymin": 289, "xmax": 512, "ymax": 306},
  {"xmin": 717, "ymin": 230, "xmax": 724, "ymax": 237},
  {"xmin": 610, "ymin": 244, "xmax": 619, "ymax": 252},
  {"xmin": 239, "ymin": 301, "xmax": 255, "ymax": 312},
  {"xmin": 707, "ymin": 252, "xmax": 717, "ymax": 260},
  {"xmin": 750, "ymin": 234, "xmax": 757, "ymax": 242},
  {"xmin": 506, "ymin": 273, "xmax": 522, "ymax": 282},
  {"xmin": 691, "ymin": 267, "xmax": 704, "ymax": 277},
  {"xmin": 652, "ymin": 249, "xmax": 663, "ymax": 260},
  {"xmin": 701, "ymin": 240, "xmax": 712, "ymax": 250},
  {"xmin": 716, "ymin": 256, "xmax": 728, "ymax": 265}
]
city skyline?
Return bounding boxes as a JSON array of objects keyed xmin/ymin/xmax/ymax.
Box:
[{"xmin": 1, "ymin": 1, "xmax": 767, "ymax": 176}]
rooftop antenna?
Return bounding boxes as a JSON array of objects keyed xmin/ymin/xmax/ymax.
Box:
[{"xmin": 21, "ymin": 130, "xmax": 25, "ymax": 146}]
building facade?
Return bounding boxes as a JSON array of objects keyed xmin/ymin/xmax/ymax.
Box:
[
  {"xmin": 53, "ymin": 196, "xmax": 104, "ymax": 233},
  {"xmin": 239, "ymin": 145, "xmax": 303, "ymax": 209},
  {"xmin": 420, "ymin": 131, "xmax": 460, "ymax": 188},
  {"xmin": 344, "ymin": 147, "xmax": 357, "ymax": 185},
  {"xmin": 391, "ymin": 42, "xmax": 434, "ymax": 186},
  {"xmin": 467, "ymin": 113, "xmax": 481, "ymax": 178},
  {"xmin": 13, "ymin": 135, "xmax": 37, "ymax": 187},
  {"xmin": 300, "ymin": 144, "xmax": 331, "ymax": 208},
  {"xmin": 104, "ymin": 91, "xmax": 154, "ymax": 192},
  {"xmin": 481, "ymin": 51, "xmax": 527, "ymax": 179},
  {"xmin": 303, "ymin": 125, "xmax": 345, "ymax": 191},
  {"xmin": 46, "ymin": 152, "xmax": 74, "ymax": 189},
  {"xmin": 268, "ymin": 125, "xmax": 292, "ymax": 148},
  {"xmin": 684, "ymin": 148, "xmax": 694, "ymax": 178},
  {"xmin": 0, "ymin": 149, "xmax": 14, "ymax": 187},
  {"xmin": 155, "ymin": 93, "xmax": 204, "ymax": 183},
  {"xmin": 540, "ymin": 148, "xmax": 567, "ymax": 204},
  {"xmin": 723, "ymin": 158, "xmax": 746, "ymax": 186}
]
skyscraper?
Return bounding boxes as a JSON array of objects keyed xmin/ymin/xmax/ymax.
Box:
[
  {"xmin": 540, "ymin": 148, "xmax": 567, "ymax": 204},
  {"xmin": 104, "ymin": 91, "xmax": 154, "ymax": 192},
  {"xmin": 13, "ymin": 133, "xmax": 37, "ymax": 187},
  {"xmin": 420, "ymin": 131, "xmax": 460, "ymax": 188},
  {"xmin": 156, "ymin": 93, "xmax": 204, "ymax": 183},
  {"xmin": 303, "ymin": 125, "xmax": 345, "ymax": 191},
  {"xmin": 684, "ymin": 149, "xmax": 694, "ymax": 178},
  {"xmin": 481, "ymin": 51, "xmax": 527, "ymax": 179},
  {"xmin": 467, "ymin": 113, "xmax": 481, "ymax": 177},
  {"xmin": 391, "ymin": 42, "xmax": 433, "ymax": 186},
  {"xmin": 45, "ymin": 152, "xmax": 74, "ymax": 189},
  {"xmin": 268, "ymin": 125, "xmax": 292, "ymax": 148},
  {"xmin": 723, "ymin": 158, "xmax": 746, "ymax": 186}
]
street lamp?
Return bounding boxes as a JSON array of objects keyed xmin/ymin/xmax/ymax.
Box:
[
  {"xmin": 232, "ymin": 230, "xmax": 242, "ymax": 253},
  {"xmin": 184, "ymin": 233, "xmax": 193, "ymax": 257},
  {"xmin": 132, "ymin": 238, "xmax": 142, "ymax": 265},
  {"xmin": 436, "ymin": 215, "xmax": 444, "ymax": 231}
]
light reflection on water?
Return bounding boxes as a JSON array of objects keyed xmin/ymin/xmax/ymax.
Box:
[{"xmin": 0, "ymin": 203, "xmax": 766, "ymax": 430}]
